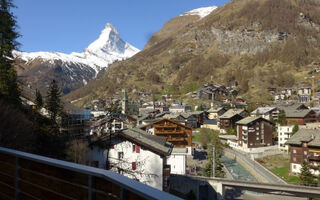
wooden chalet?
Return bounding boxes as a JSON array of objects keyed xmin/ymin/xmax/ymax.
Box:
[
  {"xmin": 286, "ymin": 129, "xmax": 320, "ymax": 175},
  {"xmin": 140, "ymin": 118, "xmax": 193, "ymax": 148}
]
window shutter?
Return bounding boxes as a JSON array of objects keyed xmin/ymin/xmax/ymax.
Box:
[
  {"xmin": 132, "ymin": 162, "xmax": 136, "ymax": 170},
  {"xmin": 136, "ymin": 145, "xmax": 140, "ymax": 153}
]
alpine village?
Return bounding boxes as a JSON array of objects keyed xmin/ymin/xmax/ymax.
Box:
[{"xmin": 2, "ymin": 0, "xmax": 320, "ymax": 199}]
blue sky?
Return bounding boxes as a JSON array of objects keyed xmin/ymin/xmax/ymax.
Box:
[{"xmin": 14, "ymin": 0, "xmax": 229, "ymax": 53}]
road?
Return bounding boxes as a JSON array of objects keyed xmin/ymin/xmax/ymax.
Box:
[{"xmin": 224, "ymin": 148, "xmax": 286, "ymax": 184}]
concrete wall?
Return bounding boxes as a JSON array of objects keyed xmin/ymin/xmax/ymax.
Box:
[{"xmin": 223, "ymin": 150, "xmax": 269, "ymax": 183}]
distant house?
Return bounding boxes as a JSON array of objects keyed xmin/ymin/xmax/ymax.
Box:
[
  {"xmin": 207, "ymin": 107, "xmax": 227, "ymax": 120},
  {"xmin": 236, "ymin": 116, "xmax": 274, "ymax": 149},
  {"xmin": 201, "ymin": 119, "xmax": 219, "ymax": 131},
  {"xmin": 281, "ymin": 88, "xmax": 293, "ymax": 97},
  {"xmin": 169, "ymin": 105, "xmax": 186, "ymax": 113},
  {"xmin": 278, "ymin": 125, "xmax": 294, "ymax": 152},
  {"xmin": 285, "ymin": 109, "xmax": 317, "ymax": 125},
  {"xmin": 140, "ymin": 118, "xmax": 193, "ymax": 148},
  {"xmin": 180, "ymin": 111, "xmax": 206, "ymax": 128},
  {"xmin": 219, "ymin": 109, "xmax": 247, "ymax": 133},
  {"xmin": 90, "ymin": 128, "xmax": 173, "ymax": 191},
  {"xmin": 286, "ymin": 129, "xmax": 320, "ymax": 176},
  {"xmin": 250, "ymin": 107, "xmax": 279, "ymax": 120},
  {"xmin": 298, "ymin": 87, "xmax": 312, "ymax": 96}
]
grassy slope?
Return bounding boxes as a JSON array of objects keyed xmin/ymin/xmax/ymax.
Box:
[{"xmin": 66, "ymin": 0, "xmax": 320, "ymax": 106}]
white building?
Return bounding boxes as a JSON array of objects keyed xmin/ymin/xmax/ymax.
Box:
[
  {"xmin": 250, "ymin": 107, "xmax": 279, "ymax": 120},
  {"xmin": 166, "ymin": 148, "xmax": 188, "ymax": 175},
  {"xmin": 278, "ymin": 125, "xmax": 294, "ymax": 152},
  {"xmin": 90, "ymin": 128, "xmax": 173, "ymax": 191}
]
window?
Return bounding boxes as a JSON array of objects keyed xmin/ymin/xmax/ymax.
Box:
[
  {"xmin": 293, "ymin": 157, "xmax": 296, "ymax": 162},
  {"xmin": 315, "ymin": 153, "xmax": 319, "ymax": 157},
  {"xmin": 118, "ymin": 152, "xmax": 124, "ymax": 160},
  {"xmin": 136, "ymin": 145, "xmax": 140, "ymax": 153},
  {"xmin": 132, "ymin": 144, "xmax": 136, "ymax": 152},
  {"xmin": 304, "ymin": 151, "xmax": 308, "ymax": 155},
  {"xmin": 293, "ymin": 164, "xmax": 296, "ymax": 169},
  {"xmin": 132, "ymin": 162, "xmax": 136, "ymax": 170},
  {"xmin": 111, "ymin": 145, "xmax": 114, "ymax": 149},
  {"xmin": 293, "ymin": 149, "xmax": 296, "ymax": 154},
  {"xmin": 256, "ymin": 137, "xmax": 259, "ymax": 140}
]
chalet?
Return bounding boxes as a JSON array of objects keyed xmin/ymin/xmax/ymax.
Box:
[
  {"xmin": 90, "ymin": 128, "xmax": 173, "ymax": 190},
  {"xmin": 281, "ymin": 88, "xmax": 293, "ymax": 97},
  {"xmin": 285, "ymin": 109, "xmax": 317, "ymax": 125},
  {"xmin": 201, "ymin": 119, "xmax": 219, "ymax": 131},
  {"xmin": 90, "ymin": 114, "xmax": 136, "ymax": 136},
  {"xmin": 140, "ymin": 118, "xmax": 193, "ymax": 148},
  {"xmin": 180, "ymin": 111, "xmax": 206, "ymax": 128},
  {"xmin": 169, "ymin": 105, "xmax": 186, "ymax": 113},
  {"xmin": 207, "ymin": 107, "xmax": 227, "ymax": 120},
  {"xmin": 219, "ymin": 109, "xmax": 247, "ymax": 133},
  {"xmin": 298, "ymin": 87, "xmax": 312, "ymax": 96},
  {"xmin": 236, "ymin": 116, "xmax": 273, "ymax": 149},
  {"xmin": 286, "ymin": 129, "xmax": 320, "ymax": 176},
  {"xmin": 250, "ymin": 107, "xmax": 279, "ymax": 120}
]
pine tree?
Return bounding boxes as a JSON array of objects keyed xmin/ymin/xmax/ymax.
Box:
[
  {"xmin": 35, "ymin": 89, "xmax": 43, "ymax": 109},
  {"xmin": 277, "ymin": 110, "xmax": 286, "ymax": 125},
  {"xmin": 290, "ymin": 123, "xmax": 299, "ymax": 136},
  {"xmin": 299, "ymin": 161, "xmax": 316, "ymax": 186},
  {"xmin": 45, "ymin": 80, "xmax": 63, "ymax": 121},
  {"xmin": 0, "ymin": 0, "xmax": 20, "ymax": 105}
]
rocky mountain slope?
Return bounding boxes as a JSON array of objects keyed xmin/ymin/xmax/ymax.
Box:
[
  {"xmin": 14, "ymin": 23, "xmax": 139, "ymax": 94},
  {"xmin": 66, "ymin": 0, "xmax": 320, "ymax": 105}
]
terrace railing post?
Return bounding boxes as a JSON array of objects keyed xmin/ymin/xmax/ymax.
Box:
[
  {"xmin": 120, "ymin": 187, "xmax": 125, "ymax": 200},
  {"xmin": 88, "ymin": 175, "xmax": 92, "ymax": 200},
  {"xmin": 14, "ymin": 157, "xmax": 20, "ymax": 200}
]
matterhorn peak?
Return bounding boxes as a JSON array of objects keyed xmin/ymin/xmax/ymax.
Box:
[{"xmin": 85, "ymin": 22, "xmax": 125, "ymax": 55}]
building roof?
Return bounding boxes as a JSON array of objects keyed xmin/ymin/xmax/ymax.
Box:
[
  {"xmin": 140, "ymin": 118, "xmax": 192, "ymax": 130},
  {"xmin": 236, "ymin": 116, "xmax": 262, "ymax": 125},
  {"xmin": 180, "ymin": 111, "xmax": 204, "ymax": 119},
  {"xmin": 207, "ymin": 107, "xmax": 225, "ymax": 113},
  {"xmin": 251, "ymin": 107, "xmax": 276, "ymax": 115},
  {"xmin": 286, "ymin": 129, "xmax": 320, "ymax": 147},
  {"xmin": 220, "ymin": 109, "xmax": 244, "ymax": 119},
  {"xmin": 163, "ymin": 113, "xmax": 181, "ymax": 119},
  {"xmin": 285, "ymin": 109, "xmax": 313, "ymax": 118},
  {"xmin": 121, "ymin": 128, "xmax": 173, "ymax": 156}
]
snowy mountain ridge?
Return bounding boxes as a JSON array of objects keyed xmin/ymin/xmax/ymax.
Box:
[
  {"xmin": 14, "ymin": 23, "xmax": 139, "ymax": 75},
  {"xmin": 180, "ymin": 6, "xmax": 217, "ymax": 19}
]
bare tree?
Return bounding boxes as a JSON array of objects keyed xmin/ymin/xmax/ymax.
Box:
[{"xmin": 66, "ymin": 139, "xmax": 91, "ymax": 165}]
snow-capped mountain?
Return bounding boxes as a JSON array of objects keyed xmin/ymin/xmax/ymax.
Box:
[
  {"xmin": 180, "ymin": 6, "xmax": 217, "ymax": 19},
  {"xmin": 14, "ymin": 23, "xmax": 139, "ymax": 94}
]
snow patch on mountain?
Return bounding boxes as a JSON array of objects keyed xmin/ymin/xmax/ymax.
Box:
[
  {"xmin": 13, "ymin": 23, "xmax": 139, "ymax": 76},
  {"xmin": 180, "ymin": 6, "xmax": 217, "ymax": 19}
]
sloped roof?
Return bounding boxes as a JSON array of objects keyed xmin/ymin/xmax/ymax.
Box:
[
  {"xmin": 180, "ymin": 111, "xmax": 204, "ymax": 119},
  {"xmin": 236, "ymin": 116, "xmax": 262, "ymax": 125},
  {"xmin": 203, "ymin": 120, "xmax": 217, "ymax": 125},
  {"xmin": 121, "ymin": 128, "xmax": 173, "ymax": 156},
  {"xmin": 220, "ymin": 109, "xmax": 244, "ymax": 119},
  {"xmin": 286, "ymin": 129, "xmax": 320, "ymax": 147},
  {"xmin": 251, "ymin": 107, "xmax": 276, "ymax": 115},
  {"xmin": 140, "ymin": 118, "xmax": 192, "ymax": 130},
  {"xmin": 207, "ymin": 107, "xmax": 225, "ymax": 113},
  {"xmin": 285, "ymin": 109, "xmax": 313, "ymax": 118}
]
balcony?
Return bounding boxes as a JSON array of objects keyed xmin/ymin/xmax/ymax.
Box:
[{"xmin": 0, "ymin": 147, "xmax": 181, "ymax": 200}]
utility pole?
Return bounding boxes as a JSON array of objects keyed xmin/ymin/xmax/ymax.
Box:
[{"xmin": 212, "ymin": 146, "xmax": 216, "ymax": 177}]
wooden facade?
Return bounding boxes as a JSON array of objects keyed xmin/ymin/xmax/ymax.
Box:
[
  {"xmin": 141, "ymin": 119, "xmax": 193, "ymax": 148},
  {"xmin": 219, "ymin": 114, "xmax": 243, "ymax": 130},
  {"xmin": 286, "ymin": 110, "xmax": 318, "ymax": 125},
  {"xmin": 237, "ymin": 117, "xmax": 273, "ymax": 148}
]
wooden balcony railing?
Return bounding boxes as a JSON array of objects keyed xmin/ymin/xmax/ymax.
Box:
[{"xmin": 0, "ymin": 147, "xmax": 181, "ymax": 200}]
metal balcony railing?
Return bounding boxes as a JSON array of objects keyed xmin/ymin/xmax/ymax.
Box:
[{"xmin": 0, "ymin": 147, "xmax": 181, "ymax": 200}]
